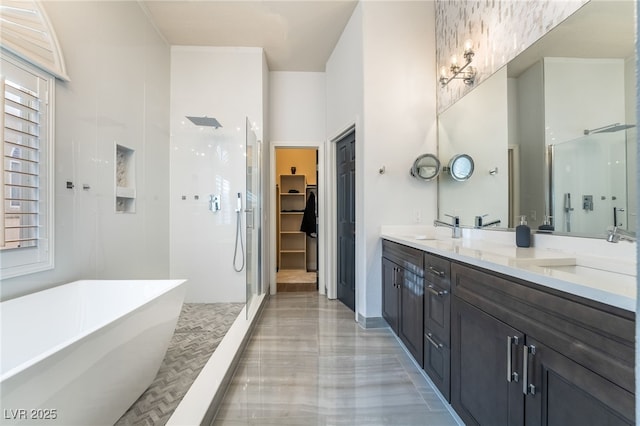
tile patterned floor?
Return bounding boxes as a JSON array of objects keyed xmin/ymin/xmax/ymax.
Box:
[
  {"xmin": 213, "ymin": 293, "xmax": 459, "ymax": 426},
  {"xmin": 116, "ymin": 302, "xmax": 244, "ymax": 426}
]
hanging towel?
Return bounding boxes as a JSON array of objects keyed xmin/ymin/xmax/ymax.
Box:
[{"xmin": 300, "ymin": 192, "xmax": 317, "ymax": 236}]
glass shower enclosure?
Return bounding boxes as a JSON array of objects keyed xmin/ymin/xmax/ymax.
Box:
[
  {"xmin": 550, "ymin": 129, "xmax": 631, "ymax": 234},
  {"xmin": 245, "ymin": 118, "xmax": 261, "ymax": 317}
]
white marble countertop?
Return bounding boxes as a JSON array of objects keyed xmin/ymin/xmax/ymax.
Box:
[{"xmin": 381, "ymin": 226, "xmax": 636, "ymax": 313}]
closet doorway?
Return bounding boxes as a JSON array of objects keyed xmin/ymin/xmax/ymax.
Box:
[{"xmin": 275, "ymin": 147, "xmax": 319, "ymax": 292}]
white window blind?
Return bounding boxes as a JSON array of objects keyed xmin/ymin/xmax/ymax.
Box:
[
  {"xmin": 2, "ymin": 76, "xmax": 41, "ymax": 249},
  {"xmin": 1, "ymin": 54, "xmax": 53, "ymax": 279}
]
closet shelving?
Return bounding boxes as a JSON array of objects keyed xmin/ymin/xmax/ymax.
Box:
[{"xmin": 278, "ymin": 174, "xmax": 306, "ymax": 270}]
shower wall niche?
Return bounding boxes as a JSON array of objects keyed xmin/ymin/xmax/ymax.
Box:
[{"xmin": 115, "ymin": 143, "xmax": 136, "ymax": 213}]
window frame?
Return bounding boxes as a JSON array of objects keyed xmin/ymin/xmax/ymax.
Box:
[{"xmin": 1, "ymin": 52, "xmax": 55, "ymax": 279}]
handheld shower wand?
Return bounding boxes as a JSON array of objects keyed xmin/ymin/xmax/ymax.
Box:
[
  {"xmin": 564, "ymin": 193, "xmax": 573, "ymax": 232},
  {"xmin": 233, "ymin": 192, "xmax": 245, "ymax": 272}
]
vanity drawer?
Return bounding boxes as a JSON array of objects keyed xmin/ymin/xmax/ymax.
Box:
[
  {"xmin": 424, "ymin": 252, "xmax": 451, "ymax": 345},
  {"xmin": 424, "ymin": 281, "xmax": 450, "ymax": 346},
  {"xmin": 424, "ymin": 252, "xmax": 450, "ymax": 289},
  {"xmin": 382, "ymin": 240, "xmax": 424, "ymax": 276}
]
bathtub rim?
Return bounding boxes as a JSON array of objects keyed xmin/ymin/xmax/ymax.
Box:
[{"xmin": 0, "ymin": 279, "xmax": 187, "ymax": 383}]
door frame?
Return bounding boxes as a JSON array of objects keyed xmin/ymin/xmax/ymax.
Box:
[
  {"xmin": 269, "ymin": 141, "xmax": 325, "ymax": 296},
  {"xmin": 326, "ymin": 123, "xmax": 358, "ymax": 306}
]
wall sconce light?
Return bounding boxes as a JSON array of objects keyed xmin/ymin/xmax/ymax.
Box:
[{"xmin": 439, "ymin": 39, "xmax": 477, "ymax": 88}]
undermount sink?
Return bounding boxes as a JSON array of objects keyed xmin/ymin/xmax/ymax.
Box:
[
  {"xmin": 513, "ymin": 257, "xmax": 636, "ymax": 278},
  {"xmin": 510, "ymin": 257, "xmax": 577, "ymax": 268},
  {"xmin": 402, "ymin": 235, "xmax": 436, "ymax": 241}
]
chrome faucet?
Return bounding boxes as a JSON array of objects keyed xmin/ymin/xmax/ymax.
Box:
[
  {"xmin": 434, "ymin": 214, "xmax": 461, "ymax": 238},
  {"xmin": 606, "ymin": 226, "xmax": 636, "ymax": 243},
  {"xmin": 474, "ymin": 215, "xmax": 501, "ymax": 228}
]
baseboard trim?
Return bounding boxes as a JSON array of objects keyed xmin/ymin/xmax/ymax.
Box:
[{"xmin": 357, "ymin": 314, "xmax": 388, "ymax": 329}]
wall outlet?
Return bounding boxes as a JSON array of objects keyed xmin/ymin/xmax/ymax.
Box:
[
  {"xmin": 530, "ymin": 210, "xmax": 537, "ymax": 222},
  {"xmin": 414, "ymin": 209, "xmax": 422, "ymax": 223}
]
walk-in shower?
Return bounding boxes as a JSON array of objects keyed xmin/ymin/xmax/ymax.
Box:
[
  {"xmin": 154, "ymin": 113, "xmax": 264, "ymax": 423},
  {"xmin": 550, "ymin": 122, "xmax": 635, "ymax": 234}
]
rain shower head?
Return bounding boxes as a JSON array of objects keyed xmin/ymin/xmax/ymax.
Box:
[
  {"xmin": 186, "ymin": 116, "xmax": 222, "ymax": 129},
  {"xmin": 583, "ymin": 123, "xmax": 635, "ymax": 135}
]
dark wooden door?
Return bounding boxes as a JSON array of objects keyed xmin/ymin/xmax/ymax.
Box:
[
  {"xmin": 452, "ymin": 298, "xmax": 524, "ymax": 426},
  {"xmin": 399, "ymin": 269, "xmax": 424, "ymax": 366},
  {"xmin": 524, "ymin": 338, "xmax": 634, "ymax": 426},
  {"xmin": 336, "ymin": 131, "xmax": 355, "ymax": 311},
  {"xmin": 381, "ymin": 258, "xmax": 400, "ymax": 333}
]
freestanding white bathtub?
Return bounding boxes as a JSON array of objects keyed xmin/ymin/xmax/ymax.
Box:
[{"xmin": 0, "ymin": 279, "xmax": 187, "ymax": 425}]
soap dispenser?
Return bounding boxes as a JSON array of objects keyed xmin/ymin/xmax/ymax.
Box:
[
  {"xmin": 516, "ymin": 215, "xmax": 531, "ymax": 247},
  {"xmin": 538, "ymin": 215, "xmax": 554, "ymax": 233}
]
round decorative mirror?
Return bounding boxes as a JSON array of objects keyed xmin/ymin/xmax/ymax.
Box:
[
  {"xmin": 448, "ymin": 154, "xmax": 474, "ymax": 181},
  {"xmin": 410, "ymin": 154, "xmax": 441, "ymax": 181}
]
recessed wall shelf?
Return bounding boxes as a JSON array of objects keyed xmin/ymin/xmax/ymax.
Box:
[{"xmin": 115, "ymin": 143, "xmax": 136, "ymax": 213}]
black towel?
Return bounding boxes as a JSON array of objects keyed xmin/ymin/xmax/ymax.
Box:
[{"xmin": 300, "ymin": 192, "xmax": 316, "ymax": 236}]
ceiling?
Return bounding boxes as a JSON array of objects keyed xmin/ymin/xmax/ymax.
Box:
[
  {"xmin": 141, "ymin": 0, "xmax": 359, "ymax": 72},
  {"xmin": 507, "ymin": 0, "xmax": 635, "ymax": 77}
]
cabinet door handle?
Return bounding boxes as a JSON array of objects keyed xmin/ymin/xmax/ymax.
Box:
[
  {"xmin": 426, "ymin": 332, "xmax": 443, "ymax": 349},
  {"xmin": 522, "ymin": 344, "xmax": 536, "ymax": 395},
  {"xmin": 428, "ymin": 266, "xmax": 445, "ymax": 277},
  {"xmin": 392, "ymin": 267, "xmax": 399, "ymax": 288},
  {"xmin": 427, "ymin": 284, "xmax": 448, "ymax": 297},
  {"xmin": 506, "ymin": 336, "xmax": 519, "ymax": 383},
  {"xmin": 392, "ymin": 267, "xmax": 397, "ymax": 288}
]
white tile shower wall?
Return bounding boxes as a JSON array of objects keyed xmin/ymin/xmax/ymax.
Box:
[
  {"xmin": 436, "ymin": 0, "xmax": 588, "ymax": 113},
  {"xmin": 169, "ymin": 47, "xmax": 265, "ymax": 303},
  {"xmin": 0, "ymin": 1, "xmax": 171, "ymax": 301}
]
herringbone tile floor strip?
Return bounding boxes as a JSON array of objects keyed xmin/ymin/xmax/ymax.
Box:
[{"xmin": 115, "ymin": 302, "xmax": 244, "ymax": 426}]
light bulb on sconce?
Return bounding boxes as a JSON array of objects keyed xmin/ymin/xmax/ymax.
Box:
[
  {"xmin": 449, "ymin": 55, "xmax": 459, "ymax": 74},
  {"xmin": 440, "ymin": 66, "xmax": 448, "ymax": 78},
  {"xmin": 464, "ymin": 39, "xmax": 473, "ymax": 54},
  {"xmin": 439, "ymin": 39, "xmax": 477, "ymax": 88}
]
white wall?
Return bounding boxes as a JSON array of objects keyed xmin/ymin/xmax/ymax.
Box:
[
  {"xmin": 170, "ymin": 47, "xmax": 266, "ymax": 303},
  {"xmin": 269, "ymin": 72, "xmax": 325, "ymax": 142},
  {"xmin": 438, "ymin": 67, "xmax": 509, "ymax": 228},
  {"xmin": 326, "ymin": 4, "xmax": 364, "ymax": 139},
  {"xmin": 326, "ymin": 1, "xmax": 437, "ymax": 319},
  {"xmin": 514, "ymin": 61, "xmax": 546, "ymax": 228},
  {"xmin": 1, "ymin": 1, "xmax": 171, "ymax": 301}
]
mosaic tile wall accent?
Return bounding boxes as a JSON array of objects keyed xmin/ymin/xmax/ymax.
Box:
[{"xmin": 436, "ymin": 0, "xmax": 589, "ymax": 113}]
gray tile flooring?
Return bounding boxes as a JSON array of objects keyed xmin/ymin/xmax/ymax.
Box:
[
  {"xmin": 116, "ymin": 302, "xmax": 244, "ymax": 426},
  {"xmin": 213, "ymin": 293, "xmax": 459, "ymax": 426}
]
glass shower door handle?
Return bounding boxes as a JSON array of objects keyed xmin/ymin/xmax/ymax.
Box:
[{"xmin": 245, "ymin": 208, "xmax": 254, "ymax": 229}]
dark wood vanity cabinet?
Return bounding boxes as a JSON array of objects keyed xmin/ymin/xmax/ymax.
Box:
[
  {"xmin": 382, "ymin": 257, "xmax": 400, "ymax": 332},
  {"xmin": 423, "ymin": 252, "xmax": 451, "ymax": 401},
  {"xmin": 382, "ymin": 240, "xmax": 424, "ymax": 366},
  {"xmin": 451, "ymin": 262, "xmax": 635, "ymax": 426},
  {"xmin": 381, "ymin": 238, "xmax": 634, "ymax": 425}
]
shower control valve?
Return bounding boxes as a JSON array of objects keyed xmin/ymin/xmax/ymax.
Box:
[{"xmin": 209, "ymin": 194, "xmax": 221, "ymax": 212}]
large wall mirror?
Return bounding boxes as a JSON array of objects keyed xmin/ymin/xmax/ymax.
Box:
[{"xmin": 437, "ymin": 0, "xmax": 636, "ymax": 238}]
